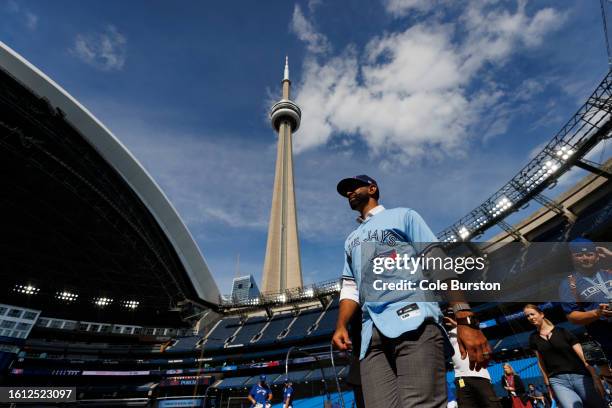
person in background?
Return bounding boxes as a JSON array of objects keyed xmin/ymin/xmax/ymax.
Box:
[
  {"xmin": 524, "ymin": 303, "xmax": 605, "ymax": 408},
  {"xmin": 526, "ymin": 384, "xmax": 546, "ymax": 408},
  {"xmin": 247, "ymin": 375, "xmax": 272, "ymax": 408},
  {"xmin": 444, "ymin": 314, "xmax": 502, "ymax": 408},
  {"xmin": 501, "ymin": 363, "xmax": 532, "ymax": 408},
  {"xmin": 282, "ymin": 379, "xmax": 294, "ymax": 408},
  {"xmin": 559, "ymin": 237, "xmax": 611, "ymax": 388}
]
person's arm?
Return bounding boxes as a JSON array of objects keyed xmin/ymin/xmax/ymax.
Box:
[
  {"xmin": 567, "ymin": 305, "xmax": 612, "ymax": 326},
  {"xmin": 533, "ymin": 350, "xmax": 553, "ymax": 401},
  {"xmin": 571, "ymin": 341, "xmax": 606, "ymax": 398},
  {"xmin": 333, "ymin": 247, "xmax": 360, "ymax": 351},
  {"xmin": 247, "ymin": 395, "xmax": 256, "ymax": 405},
  {"xmin": 332, "ymin": 298, "xmax": 360, "ymax": 350}
]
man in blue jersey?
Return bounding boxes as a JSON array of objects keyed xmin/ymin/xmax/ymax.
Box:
[
  {"xmin": 332, "ymin": 175, "xmax": 492, "ymax": 408},
  {"xmin": 282, "ymin": 380, "xmax": 294, "ymax": 408},
  {"xmin": 559, "ymin": 237, "xmax": 612, "ymax": 384},
  {"xmin": 247, "ymin": 375, "xmax": 272, "ymax": 408}
]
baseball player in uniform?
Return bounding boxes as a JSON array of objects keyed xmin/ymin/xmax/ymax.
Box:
[
  {"xmin": 247, "ymin": 375, "xmax": 272, "ymax": 408},
  {"xmin": 332, "ymin": 175, "xmax": 492, "ymax": 408},
  {"xmin": 282, "ymin": 380, "xmax": 294, "ymax": 408}
]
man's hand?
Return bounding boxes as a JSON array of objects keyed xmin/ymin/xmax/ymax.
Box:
[
  {"xmin": 596, "ymin": 246, "xmax": 612, "ymax": 259},
  {"xmin": 595, "ymin": 303, "xmax": 612, "ymax": 318},
  {"xmin": 332, "ymin": 325, "xmax": 352, "ymax": 350},
  {"xmin": 456, "ymin": 319, "xmax": 492, "ymax": 371}
]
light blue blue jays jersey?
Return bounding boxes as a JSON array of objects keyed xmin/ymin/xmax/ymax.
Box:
[{"xmin": 342, "ymin": 207, "xmax": 445, "ymax": 360}]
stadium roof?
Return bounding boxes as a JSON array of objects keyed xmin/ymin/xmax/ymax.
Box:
[{"xmin": 0, "ymin": 42, "xmax": 220, "ymax": 323}]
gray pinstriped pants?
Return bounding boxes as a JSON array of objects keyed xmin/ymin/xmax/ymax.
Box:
[{"xmin": 360, "ymin": 322, "xmax": 447, "ymax": 408}]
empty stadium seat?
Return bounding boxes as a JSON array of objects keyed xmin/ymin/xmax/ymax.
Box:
[
  {"xmin": 257, "ymin": 313, "xmax": 296, "ymax": 344},
  {"xmin": 203, "ymin": 317, "xmax": 241, "ymax": 349},
  {"xmin": 227, "ymin": 316, "xmax": 268, "ymax": 346}
]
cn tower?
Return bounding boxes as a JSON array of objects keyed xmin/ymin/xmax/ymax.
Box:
[{"xmin": 261, "ymin": 57, "xmax": 303, "ymax": 293}]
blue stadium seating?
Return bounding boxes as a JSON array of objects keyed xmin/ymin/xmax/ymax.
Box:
[
  {"xmin": 216, "ymin": 376, "xmax": 251, "ymax": 389},
  {"xmin": 277, "ymin": 369, "xmax": 311, "ymax": 384},
  {"xmin": 309, "ymin": 307, "xmax": 338, "ymax": 336},
  {"xmin": 204, "ymin": 317, "xmax": 241, "ymax": 349},
  {"xmin": 168, "ymin": 336, "xmax": 201, "ymax": 352},
  {"xmin": 282, "ymin": 310, "xmax": 322, "ymax": 342},
  {"xmin": 488, "ymin": 357, "xmax": 543, "ymax": 396},
  {"xmin": 257, "ymin": 312, "xmax": 296, "ymax": 344},
  {"xmin": 228, "ymin": 316, "xmax": 268, "ymax": 346}
]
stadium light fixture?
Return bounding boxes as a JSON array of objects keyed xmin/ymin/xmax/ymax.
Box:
[
  {"xmin": 94, "ymin": 297, "xmax": 113, "ymax": 307},
  {"xmin": 56, "ymin": 291, "xmax": 78, "ymax": 302},
  {"xmin": 555, "ymin": 145, "xmax": 575, "ymax": 161},
  {"xmin": 277, "ymin": 294, "xmax": 287, "ymax": 303},
  {"xmin": 13, "ymin": 284, "xmax": 40, "ymax": 295},
  {"xmin": 489, "ymin": 196, "xmax": 512, "ymax": 216},
  {"xmin": 303, "ymin": 288, "xmax": 314, "ymax": 298},
  {"xmin": 122, "ymin": 300, "xmax": 139, "ymax": 309},
  {"xmin": 458, "ymin": 226, "xmax": 470, "ymax": 240},
  {"xmin": 444, "ymin": 234, "xmax": 457, "ymax": 243}
]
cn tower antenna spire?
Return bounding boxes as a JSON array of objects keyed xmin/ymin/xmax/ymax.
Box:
[{"xmin": 284, "ymin": 56, "xmax": 289, "ymax": 81}]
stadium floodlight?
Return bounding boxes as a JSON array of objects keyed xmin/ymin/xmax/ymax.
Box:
[
  {"xmin": 122, "ymin": 300, "xmax": 139, "ymax": 309},
  {"xmin": 443, "ymin": 234, "xmax": 457, "ymax": 243},
  {"xmin": 245, "ymin": 298, "xmax": 259, "ymax": 306},
  {"xmin": 489, "ymin": 196, "xmax": 512, "ymax": 216},
  {"xmin": 13, "ymin": 284, "xmax": 40, "ymax": 295},
  {"xmin": 458, "ymin": 226, "xmax": 470, "ymax": 240},
  {"xmin": 277, "ymin": 294, "xmax": 287, "ymax": 303},
  {"xmin": 555, "ymin": 145, "xmax": 575, "ymax": 161},
  {"xmin": 303, "ymin": 288, "xmax": 314, "ymax": 298},
  {"xmin": 94, "ymin": 297, "xmax": 113, "ymax": 307},
  {"xmin": 56, "ymin": 291, "xmax": 78, "ymax": 302}
]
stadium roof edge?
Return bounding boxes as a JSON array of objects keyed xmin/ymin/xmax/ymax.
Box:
[{"xmin": 0, "ymin": 41, "xmax": 220, "ymax": 305}]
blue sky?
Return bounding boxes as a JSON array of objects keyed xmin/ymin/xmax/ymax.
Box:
[{"xmin": 2, "ymin": 0, "xmax": 611, "ymax": 295}]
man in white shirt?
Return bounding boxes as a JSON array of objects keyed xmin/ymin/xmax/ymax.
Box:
[{"xmin": 445, "ymin": 315, "xmax": 501, "ymax": 408}]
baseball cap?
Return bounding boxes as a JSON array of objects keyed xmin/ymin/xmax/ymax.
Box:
[
  {"xmin": 259, "ymin": 374, "xmax": 267, "ymax": 382},
  {"xmin": 569, "ymin": 237, "xmax": 596, "ymax": 254},
  {"xmin": 337, "ymin": 175, "xmax": 377, "ymax": 197}
]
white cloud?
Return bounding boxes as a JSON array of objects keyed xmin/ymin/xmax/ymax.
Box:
[
  {"xmin": 383, "ymin": 0, "xmax": 433, "ymax": 17},
  {"xmin": 4, "ymin": 0, "xmax": 38, "ymax": 31},
  {"xmin": 25, "ymin": 12, "xmax": 38, "ymax": 30},
  {"xmin": 290, "ymin": 4, "xmax": 331, "ymax": 55},
  {"xmin": 291, "ymin": 1, "xmax": 566, "ymax": 162},
  {"xmin": 71, "ymin": 25, "xmax": 127, "ymax": 71}
]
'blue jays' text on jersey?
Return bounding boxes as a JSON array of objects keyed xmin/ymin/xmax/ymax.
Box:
[
  {"xmin": 559, "ymin": 269, "xmax": 612, "ymax": 351},
  {"xmin": 342, "ymin": 207, "xmax": 446, "ymax": 360},
  {"xmin": 249, "ymin": 384, "xmax": 271, "ymax": 404}
]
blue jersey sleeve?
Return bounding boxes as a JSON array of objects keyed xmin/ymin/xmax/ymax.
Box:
[
  {"xmin": 342, "ymin": 250, "xmax": 354, "ymax": 280},
  {"xmin": 248, "ymin": 384, "xmax": 257, "ymax": 397}
]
